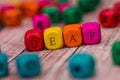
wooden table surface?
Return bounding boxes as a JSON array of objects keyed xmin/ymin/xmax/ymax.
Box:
[{"xmin": 0, "ymin": 0, "xmax": 120, "ymax": 80}]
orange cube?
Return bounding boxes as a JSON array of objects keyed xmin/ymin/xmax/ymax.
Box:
[
  {"xmin": 20, "ymin": 2, "xmax": 40, "ymax": 17},
  {"xmin": 2, "ymin": 9, "xmax": 22, "ymax": 27},
  {"xmin": 63, "ymin": 24, "xmax": 83, "ymax": 47}
]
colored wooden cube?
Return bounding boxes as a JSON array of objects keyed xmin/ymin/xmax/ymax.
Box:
[
  {"xmin": 78, "ymin": 0, "xmax": 100, "ymax": 12},
  {"xmin": 33, "ymin": 14, "xmax": 51, "ymax": 30},
  {"xmin": 0, "ymin": 53, "xmax": 8, "ymax": 77},
  {"xmin": 57, "ymin": 0, "xmax": 69, "ymax": 3},
  {"xmin": 112, "ymin": 41, "xmax": 120, "ymax": 65},
  {"xmin": 63, "ymin": 24, "xmax": 83, "ymax": 47},
  {"xmin": 1, "ymin": 5, "xmax": 15, "ymax": 12},
  {"xmin": 43, "ymin": 7, "xmax": 60, "ymax": 24},
  {"xmin": 68, "ymin": 53, "xmax": 95, "ymax": 78},
  {"xmin": 25, "ymin": 29, "xmax": 44, "ymax": 51},
  {"xmin": 58, "ymin": 3, "xmax": 71, "ymax": 12},
  {"xmin": 20, "ymin": 2, "xmax": 40, "ymax": 17},
  {"xmin": 44, "ymin": 27, "xmax": 63, "ymax": 49},
  {"xmin": 99, "ymin": 9, "xmax": 119, "ymax": 27},
  {"xmin": 63, "ymin": 7, "xmax": 83, "ymax": 24},
  {"xmin": 16, "ymin": 53, "xmax": 41, "ymax": 77},
  {"xmin": 2, "ymin": 9, "xmax": 22, "ymax": 26},
  {"xmin": 82, "ymin": 22, "xmax": 101, "ymax": 45}
]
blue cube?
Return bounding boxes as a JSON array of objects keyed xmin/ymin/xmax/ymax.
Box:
[
  {"xmin": 0, "ymin": 53, "xmax": 8, "ymax": 77},
  {"xmin": 16, "ymin": 53, "xmax": 41, "ymax": 77},
  {"xmin": 68, "ymin": 53, "xmax": 95, "ymax": 79}
]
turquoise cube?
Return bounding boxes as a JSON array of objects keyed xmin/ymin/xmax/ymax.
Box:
[
  {"xmin": 0, "ymin": 53, "xmax": 8, "ymax": 77},
  {"xmin": 16, "ymin": 53, "xmax": 41, "ymax": 77},
  {"xmin": 62, "ymin": 7, "xmax": 83, "ymax": 24},
  {"xmin": 43, "ymin": 7, "xmax": 60, "ymax": 24},
  {"xmin": 68, "ymin": 53, "xmax": 95, "ymax": 78},
  {"xmin": 112, "ymin": 41, "xmax": 120, "ymax": 65}
]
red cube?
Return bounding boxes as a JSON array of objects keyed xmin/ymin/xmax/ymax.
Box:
[
  {"xmin": 25, "ymin": 29, "xmax": 44, "ymax": 51},
  {"xmin": 99, "ymin": 8, "xmax": 119, "ymax": 28}
]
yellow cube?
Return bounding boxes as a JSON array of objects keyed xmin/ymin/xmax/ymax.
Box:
[{"xmin": 44, "ymin": 27, "xmax": 64, "ymax": 50}]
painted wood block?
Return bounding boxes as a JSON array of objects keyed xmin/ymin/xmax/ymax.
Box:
[
  {"xmin": 2, "ymin": 9, "xmax": 22, "ymax": 27},
  {"xmin": 99, "ymin": 9, "xmax": 119, "ymax": 27},
  {"xmin": 43, "ymin": 7, "xmax": 60, "ymax": 24},
  {"xmin": 82, "ymin": 22, "xmax": 101, "ymax": 45},
  {"xmin": 33, "ymin": 14, "xmax": 51, "ymax": 30},
  {"xmin": 25, "ymin": 29, "xmax": 44, "ymax": 51},
  {"xmin": 0, "ymin": 53, "xmax": 8, "ymax": 77},
  {"xmin": 16, "ymin": 53, "xmax": 41, "ymax": 77},
  {"xmin": 63, "ymin": 24, "xmax": 83, "ymax": 47},
  {"xmin": 68, "ymin": 53, "xmax": 95, "ymax": 78},
  {"xmin": 44, "ymin": 27, "xmax": 63, "ymax": 49}
]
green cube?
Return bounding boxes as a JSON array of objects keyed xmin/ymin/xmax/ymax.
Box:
[
  {"xmin": 43, "ymin": 7, "xmax": 60, "ymax": 24},
  {"xmin": 78, "ymin": 0, "xmax": 100, "ymax": 12},
  {"xmin": 112, "ymin": 41, "xmax": 120, "ymax": 65},
  {"xmin": 57, "ymin": 0, "xmax": 69, "ymax": 3},
  {"xmin": 62, "ymin": 7, "xmax": 83, "ymax": 24}
]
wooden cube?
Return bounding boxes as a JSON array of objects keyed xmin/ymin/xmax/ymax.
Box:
[
  {"xmin": 44, "ymin": 27, "xmax": 63, "ymax": 49},
  {"xmin": 2, "ymin": 9, "xmax": 22, "ymax": 26},
  {"xmin": 16, "ymin": 53, "xmax": 41, "ymax": 77},
  {"xmin": 25, "ymin": 29, "xmax": 44, "ymax": 51},
  {"xmin": 33, "ymin": 14, "xmax": 51, "ymax": 30},
  {"xmin": 20, "ymin": 2, "xmax": 40, "ymax": 17},
  {"xmin": 82, "ymin": 22, "xmax": 101, "ymax": 45},
  {"xmin": 63, "ymin": 24, "xmax": 83, "ymax": 47},
  {"xmin": 0, "ymin": 53, "xmax": 8, "ymax": 77}
]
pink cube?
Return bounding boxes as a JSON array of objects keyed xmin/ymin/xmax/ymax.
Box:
[
  {"xmin": 1, "ymin": 5, "xmax": 15, "ymax": 12},
  {"xmin": 58, "ymin": 3, "xmax": 71, "ymax": 12},
  {"xmin": 82, "ymin": 22, "xmax": 101, "ymax": 45},
  {"xmin": 33, "ymin": 14, "xmax": 51, "ymax": 30}
]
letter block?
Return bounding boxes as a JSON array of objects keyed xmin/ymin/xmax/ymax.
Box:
[
  {"xmin": 68, "ymin": 53, "xmax": 95, "ymax": 78},
  {"xmin": 25, "ymin": 29, "xmax": 44, "ymax": 51},
  {"xmin": 0, "ymin": 53, "xmax": 8, "ymax": 77},
  {"xmin": 82, "ymin": 22, "xmax": 101, "ymax": 45},
  {"xmin": 63, "ymin": 7, "xmax": 83, "ymax": 24},
  {"xmin": 16, "ymin": 53, "xmax": 41, "ymax": 77},
  {"xmin": 63, "ymin": 24, "xmax": 83, "ymax": 47},
  {"xmin": 20, "ymin": 2, "xmax": 40, "ymax": 17},
  {"xmin": 43, "ymin": 7, "xmax": 60, "ymax": 24},
  {"xmin": 33, "ymin": 14, "xmax": 51, "ymax": 30},
  {"xmin": 112, "ymin": 41, "xmax": 120, "ymax": 65},
  {"xmin": 99, "ymin": 9, "xmax": 119, "ymax": 27},
  {"xmin": 44, "ymin": 27, "xmax": 63, "ymax": 49},
  {"xmin": 2, "ymin": 9, "xmax": 22, "ymax": 26}
]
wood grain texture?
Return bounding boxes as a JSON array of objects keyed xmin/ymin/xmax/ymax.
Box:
[{"xmin": 0, "ymin": 0, "xmax": 120, "ymax": 80}]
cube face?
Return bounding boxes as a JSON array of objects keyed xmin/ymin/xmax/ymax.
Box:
[
  {"xmin": 43, "ymin": 7, "xmax": 60, "ymax": 24},
  {"xmin": 25, "ymin": 29, "xmax": 44, "ymax": 51},
  {"xmin": 58, "ymin": 3, "xmax": 71, "ymax": 12},
  {"xmin": 63, "ymin": 24, "xmax": 83, "ymax": 47},
  {"xmin": 33, "ymin": 14, "xmax": 51, "ymax": 30},
  {"xmin": 68, "ymin": 53, "xmax": 95, "ymax": 78},
  {"xmin": 2, "ymin": 9, "xmax": 22, "ymax": 26},
  {"xmin": 112, "ymin": 42, "xmax": 120, "ymax": 65},
  {"xmin": 82, "ymin": 22, "xmax": 101, "ymax": 45},
  {"xmin": 16, "ymin": 53, "xmax": 41, "ymax": 77},
  {"xmin": 44, "ymin": 27, "xmax": 63, "ymax": 49},
  {"xmin": 63, "ymin": 7, "xmax": 83, "ymax": 24},
  {"xmin": 99, "ymin": 9, "xmax": 119, "ymax": 27},
  {"xmin": 78, "ymin": 0, "xmax": 100, "ymax": 12},
  {"xmin": 0, "ymin": 53, "xmax": 8, "ymax": 77},
  {"xmin": 21, "ymin": 2, "xmax": 40, "ymax": 17}
]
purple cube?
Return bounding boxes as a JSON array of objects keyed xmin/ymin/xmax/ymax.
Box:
[
  {"xmin": 1, "ymin": 5, "xmax": 15, "ymax": 12},
  {"xmin": 58, "ymin": 3, "xmax": 71, "ymax": 12},
  {"xmin": 82, "ymin": 22, "xmax": 101, "ymax": 45},
  {"xmin": 33, "ymin": 14, "xmax": 51, "ymax": 31}
]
